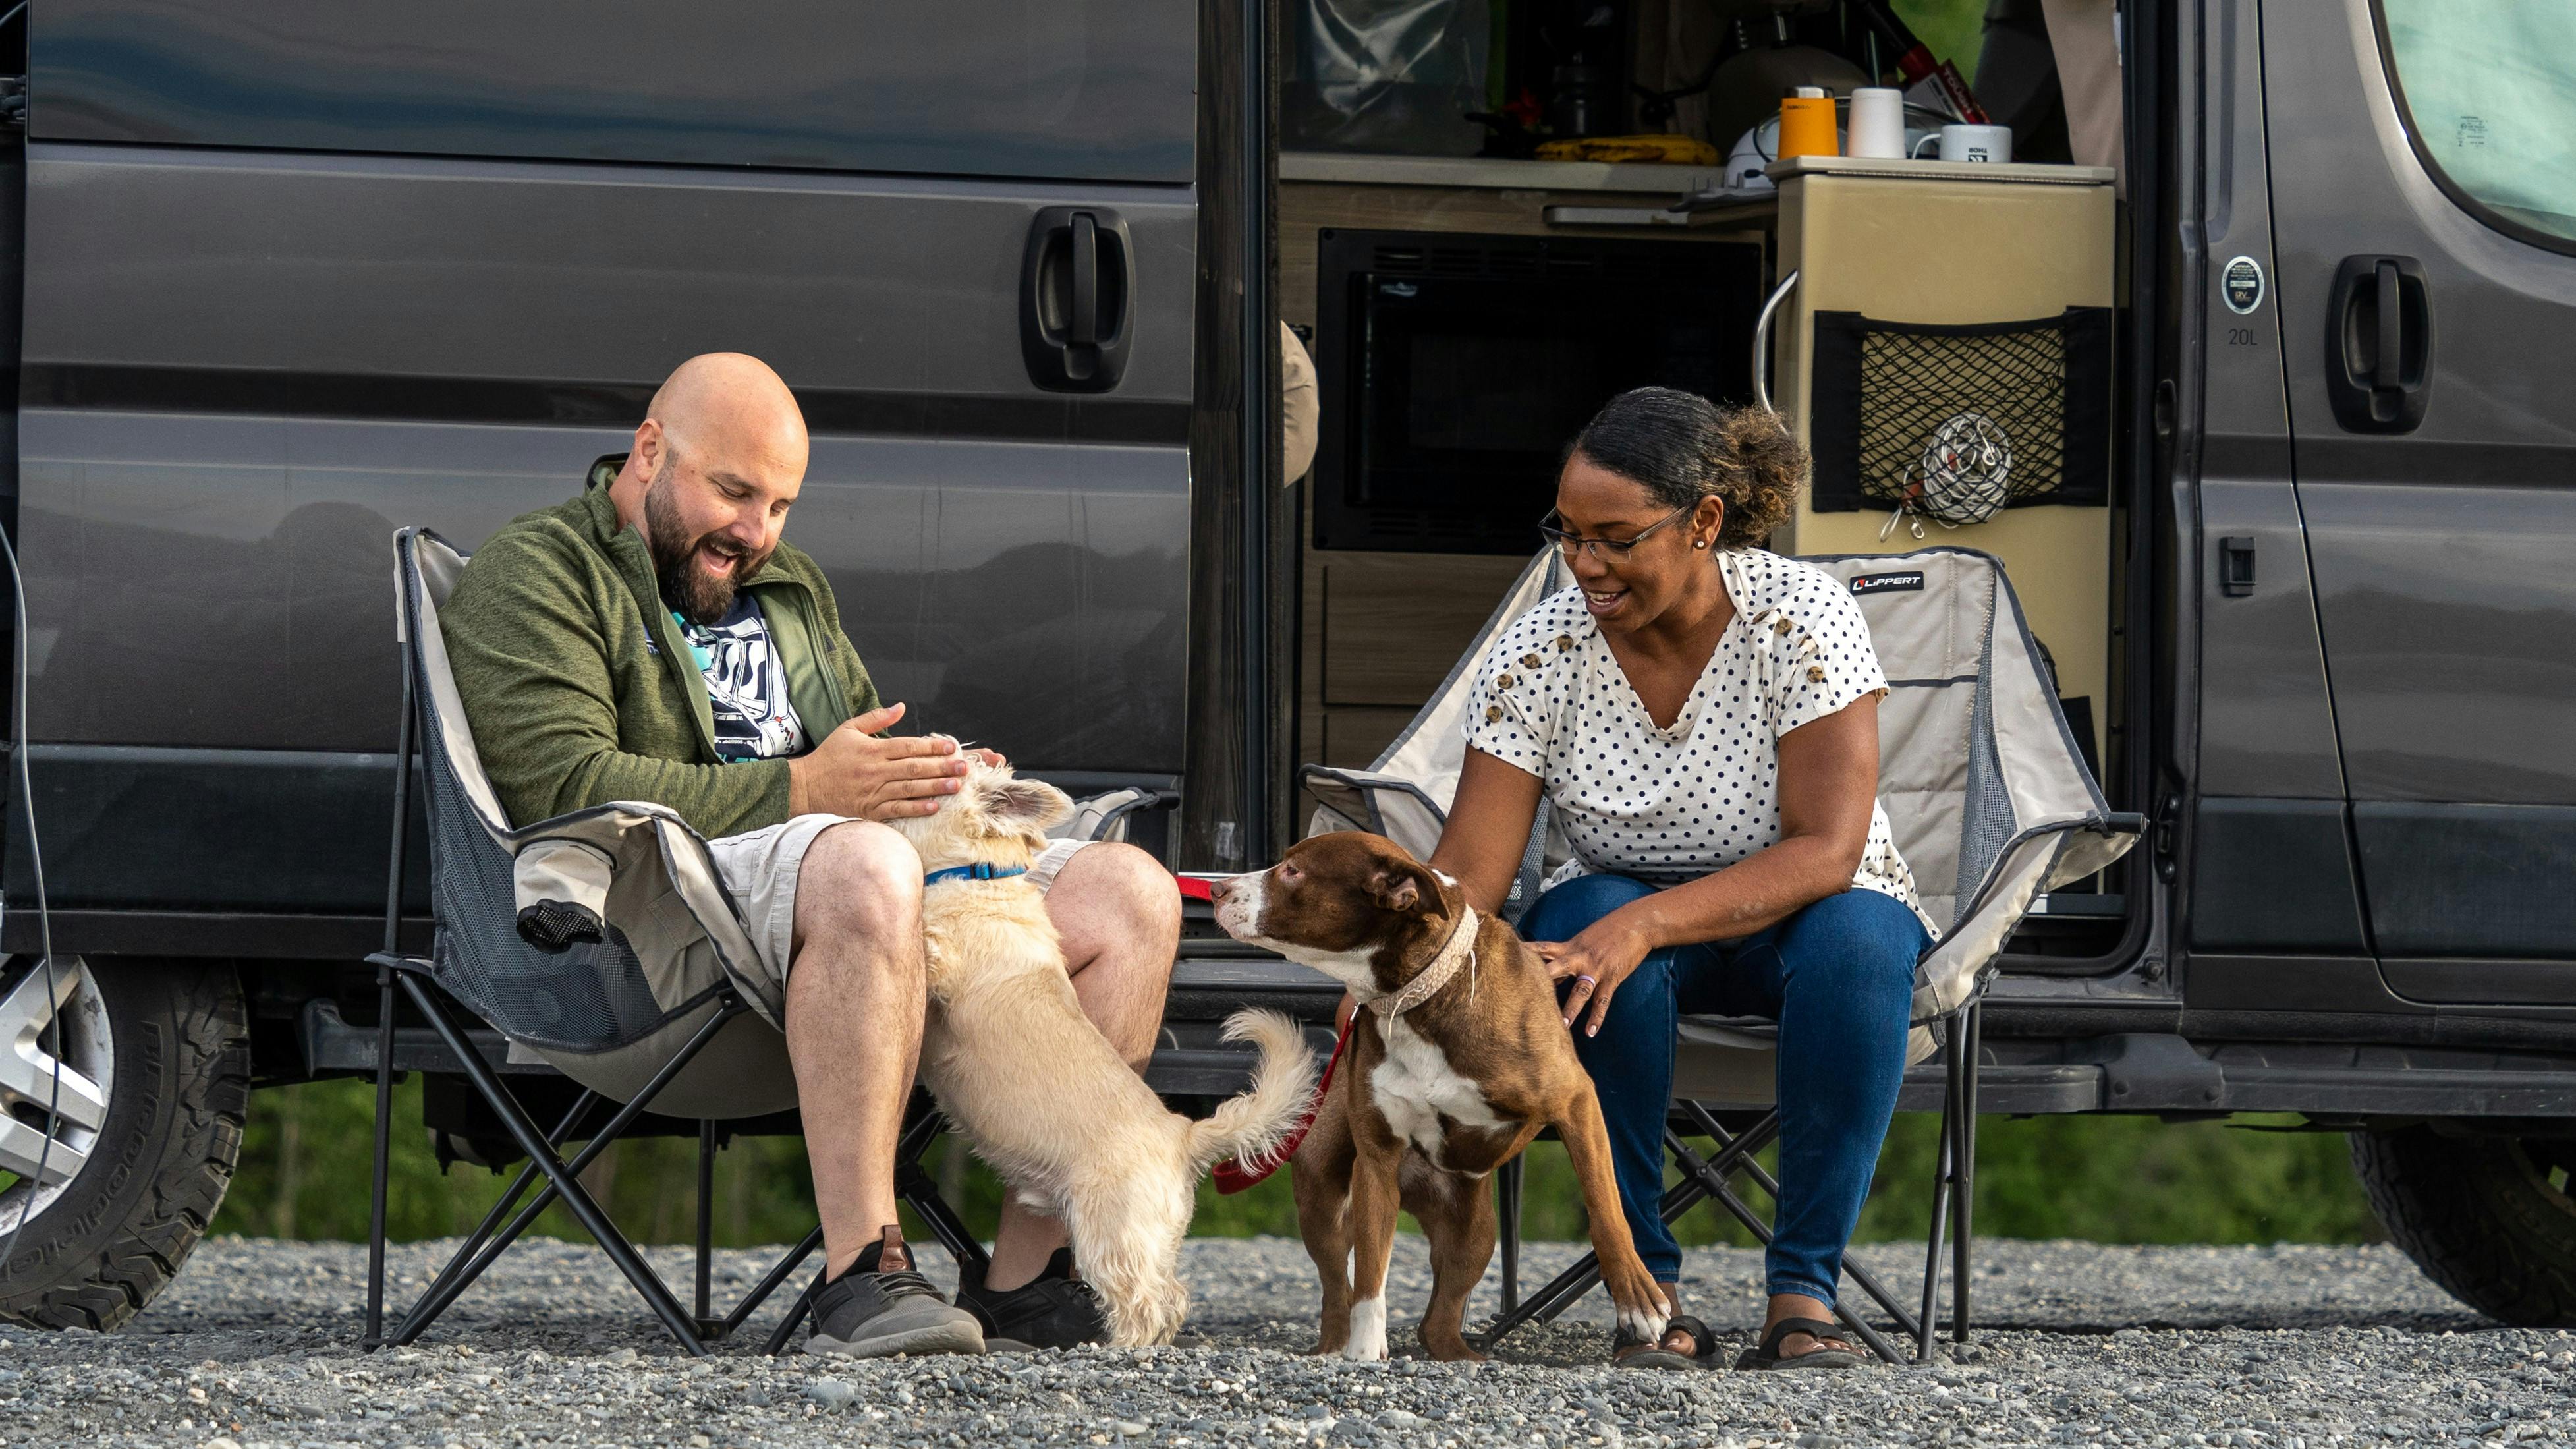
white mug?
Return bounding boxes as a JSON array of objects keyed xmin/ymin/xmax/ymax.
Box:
[
  {"xmin": 1846, "ymin": 87, "xmax": 1908, "ymax": 159},
  {"xmin": 1913, "ymin": 122, "xmax": 2012, "ymax": 163}
]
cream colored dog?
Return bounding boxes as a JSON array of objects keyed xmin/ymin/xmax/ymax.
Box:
[{"xmin": 887, "ymin": 745, "xmax": 1315, "ymax": 1346}]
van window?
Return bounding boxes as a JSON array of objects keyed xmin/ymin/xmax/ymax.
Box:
[
  {"xmin": 2378, "ymin": 1, "xmax": 2576, "ymax": 251},
  {"xmin": 31, "ymin": 0, "xmax": 1194, "ymax": 185}
]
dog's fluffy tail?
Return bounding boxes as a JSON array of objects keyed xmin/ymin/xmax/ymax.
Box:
[{"xmin": 1187, "ymin": 1009, "xmax": 1319, "ymax": 1176}]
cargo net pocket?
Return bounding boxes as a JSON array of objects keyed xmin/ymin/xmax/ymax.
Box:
[{"xmin": 1807, "ymin": 308, "xmax": 2112, "ymax": 530}]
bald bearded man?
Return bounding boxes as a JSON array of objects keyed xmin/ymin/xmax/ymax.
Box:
[{"xmin": 441, "ymin": 354, "xmax": 1180, "ymax": 1359}]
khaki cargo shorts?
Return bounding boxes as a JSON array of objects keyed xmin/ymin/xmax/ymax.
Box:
[{"xmin": 534, "ymin": 816, "xmax": 1100, "ymax": 1118}]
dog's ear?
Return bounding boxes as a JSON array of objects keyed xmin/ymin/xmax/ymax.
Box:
[
  {"xmin": 1366, "ymin": 859, "xmax": 1435, "ymax": 915},
  {"xmin": 980, "ymin": 776, "xmax": 1075, "ymax": 832}
]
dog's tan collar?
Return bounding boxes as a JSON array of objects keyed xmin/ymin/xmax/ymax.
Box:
[{"xmin": 1364, "ymin": 905, "xmax": 1478, "ymax": 1019}]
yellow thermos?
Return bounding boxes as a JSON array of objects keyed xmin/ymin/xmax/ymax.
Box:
[{"xmin": 1778, "ymin": 86, "xmax": 1840, "ymax": 160}]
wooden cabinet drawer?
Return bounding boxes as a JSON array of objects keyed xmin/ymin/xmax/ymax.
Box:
[{"xmin": 1320, "ymin": 554, "xmax": 1526, "ymax": 708}]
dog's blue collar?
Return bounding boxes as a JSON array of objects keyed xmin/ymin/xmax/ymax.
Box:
[{"xmin": 924, "ymin": 862, "xmax": 1028, "ymax": 886}]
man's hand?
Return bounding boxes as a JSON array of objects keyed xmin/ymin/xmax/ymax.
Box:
[{"xmin": 786, "ymin": 702, "xmax": 969, "ymax": 821}]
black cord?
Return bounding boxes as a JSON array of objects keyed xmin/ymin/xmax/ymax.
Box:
[{"xmin": 0, "ymin": 521, "xmax": 60, "ymax": 1279}]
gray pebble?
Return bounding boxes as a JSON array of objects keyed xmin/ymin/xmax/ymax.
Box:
[{"xmin": 0, "ymin": 1235, "xmax": 2550, "ymax": 1449}]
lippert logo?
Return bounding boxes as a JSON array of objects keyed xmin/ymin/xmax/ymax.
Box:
[{"xmin": 1849, "ymin": 571, "xmax": 1926, "ymax": 596}]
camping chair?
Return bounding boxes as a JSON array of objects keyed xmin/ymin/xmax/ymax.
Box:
[
  {"xmin": 1303, "ymin": 545, "xmax": 2141, "ymax": 1363},
  {"xmin": 362, "ymin": 528, "xmax": 990, "ymax": 1357}
]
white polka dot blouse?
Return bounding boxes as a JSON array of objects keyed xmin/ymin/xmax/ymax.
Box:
[{"xmin": 1466, "ymin": 546, "xmax": 1934, "ymax": 935}]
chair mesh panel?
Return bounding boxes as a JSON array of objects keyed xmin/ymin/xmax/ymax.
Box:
[
  {"xmin": 418, "ymin": 662, "xmax": 683, "ymax": 1054},
  {"xmin": 1948, "ymin": 623, "xmax": 2019, "ymax": 932}
]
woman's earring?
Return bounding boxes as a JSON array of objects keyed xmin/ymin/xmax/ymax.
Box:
[{"xmin": 1694, "ymin": 540, "xmax": 1709, "ymax": 549}]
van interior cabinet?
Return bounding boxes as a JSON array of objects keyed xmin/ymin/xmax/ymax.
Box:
[
  {"xmin": 1769, "ymin": 156, "xmax": 2120, "ymax": 765},
  {"xmin": 1288, "ymin": 152, "xmax": 2121, "ymax": 785},
  {"xmin": 1283, "ymin": 154, "xmax": 1764, "ymax": 777}
]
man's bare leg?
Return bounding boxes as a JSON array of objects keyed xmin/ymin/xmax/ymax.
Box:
[
  {"xmin": 984, "ymin": 842, "xmax": 1181, "ymax": 1289},
  {"xmin": 784, "ymin": 820, "xmax": 931, "ymax": 1279}
]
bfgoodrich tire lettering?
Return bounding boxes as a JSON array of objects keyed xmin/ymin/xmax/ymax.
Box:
[
  {"xmin": 0, "ymin": 959, "xmax": 249, "ymax": 1330},
  {"xmin": 2351, "ymin": 1123, "xmax": 2576, "ymax": 1327}
]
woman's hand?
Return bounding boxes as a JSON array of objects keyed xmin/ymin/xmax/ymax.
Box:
[{"xmin": 1534, "ymin": 917, "xmax": 1657, "ymax": 1037}]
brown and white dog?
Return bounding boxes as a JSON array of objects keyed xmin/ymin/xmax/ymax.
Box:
[{"xmin": 1211, "ymin": 831, "xmax": 1668, "ymax": 1361}]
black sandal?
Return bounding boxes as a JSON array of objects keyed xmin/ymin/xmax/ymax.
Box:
[
  {"xmin": 1734, "ymin": 1316, "xmax": 1863, "ymax": 1371},
  {"xmin": 1614, "ymin": 1314, "xmax": 1714, "ymax": 1371}
]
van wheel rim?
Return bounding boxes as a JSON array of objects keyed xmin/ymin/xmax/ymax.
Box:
[{"xmin": 0, "ymin": 956, "xmax": 113, "ymax": 1235}]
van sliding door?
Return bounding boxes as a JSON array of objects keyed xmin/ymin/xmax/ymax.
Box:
[
  {"xmin": 2260, "ymin": 1, "xmax": 2576, "ymax": 1002},
  {"xmin": 9, "ymin": 1, "xmax": 1198, "ymax": 932}
]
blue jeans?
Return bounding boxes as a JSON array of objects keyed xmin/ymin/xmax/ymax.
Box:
[{"xmin": 1518, "ymin": 874, "xmax": 1930, "ymax": 1304}]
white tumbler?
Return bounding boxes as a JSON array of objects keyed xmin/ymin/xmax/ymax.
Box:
[{"xmin": 1847, "ymin": 87, "xmax": 1908, "ymax": 159}]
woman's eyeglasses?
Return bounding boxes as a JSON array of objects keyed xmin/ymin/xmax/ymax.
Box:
[{"xmin": 1536, "ymin": 504, "xmax": 1694, "ymax": 562}]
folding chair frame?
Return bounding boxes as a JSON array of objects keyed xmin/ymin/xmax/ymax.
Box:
[
  {"xmin": 362, "ymin": 606, "xmax": 989, "ymax": 1357},
  {"xmin": 1478, "ymin": 1004, "xmax": 1983, "ymax": 1365}
]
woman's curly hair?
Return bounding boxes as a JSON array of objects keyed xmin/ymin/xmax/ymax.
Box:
[{"xmin": 1566, "ymin": 387, "xmax": 1806, "ymax": 548}]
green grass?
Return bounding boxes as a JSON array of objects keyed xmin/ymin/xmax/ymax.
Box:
[
  {"xmin": 206, "ymin": 1077, "xmax": 2382, "ymax": 1250},
  {"xmin": 1195, "ymin": 1112, "xmax": 2381, "ymax": 1249},
  {"xmin": 1890, "ymin": 0, "xmax": 1989, "ymax": 86}
]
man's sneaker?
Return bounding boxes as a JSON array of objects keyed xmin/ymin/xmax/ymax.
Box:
[
  {"xmin": 955, "ymin": 1247, "xmax": 1110, "ymax": 1351},
  {"xmin": 805, "ymin": 1226, "xmax": 986, "ymax": 1359}
]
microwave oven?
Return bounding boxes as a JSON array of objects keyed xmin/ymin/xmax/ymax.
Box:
[{"xmin": 1310, "ymin": 228, "xmax": 1766, "ymax": 555}]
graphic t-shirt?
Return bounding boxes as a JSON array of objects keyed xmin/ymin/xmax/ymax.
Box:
[{"xmin": 674, "ymin": 595, "xmax": 808, "ymax": 761}]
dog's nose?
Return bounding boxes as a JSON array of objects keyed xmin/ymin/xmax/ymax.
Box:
[{"xmin": 1209, "ymin": 874, "xmax": 1236, "ymax": 902}]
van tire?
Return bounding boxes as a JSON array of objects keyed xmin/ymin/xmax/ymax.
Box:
[
  {"xmin": 0, "ymin": 960, "xmax": 250, "ymax": 1332},
  {"xmin": 2351, "ymin": 1124, "xmax": 2576, "ymax": 1326}
]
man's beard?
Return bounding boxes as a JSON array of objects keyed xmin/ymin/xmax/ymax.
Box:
[{"xmin": 645, "ymin": 465, "xmax": 771, "ymax": 625}]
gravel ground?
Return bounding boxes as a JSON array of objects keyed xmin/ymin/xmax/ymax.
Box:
[{"xmin": 6, "ymin": 1234, "xmax": 2569, "ymax": 1449}]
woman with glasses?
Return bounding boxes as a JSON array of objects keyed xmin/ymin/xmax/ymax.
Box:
[{"xmin": 1425, "ymin": 387, "xmax": 1936, "ymax": 1371}]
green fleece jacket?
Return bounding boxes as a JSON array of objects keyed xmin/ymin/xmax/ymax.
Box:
[{"xmin": 441, "ymin": 459, "xmax": 880, "ymax": 838}]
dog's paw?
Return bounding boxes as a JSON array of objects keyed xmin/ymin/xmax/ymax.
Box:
[
  {"xmin": 1341, "ymin": 1297, "xmax": 1389, "ymax": 1361},
  {"xmin": 1605, "ymin": 1261, "xmax": 1669, "ymax": 1346},
  {"xmin": 1615, "ymin": 1299, "xmax": 1670, "ymax": 1348}
]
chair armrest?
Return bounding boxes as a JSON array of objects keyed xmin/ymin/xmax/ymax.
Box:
[
  {"xmin": 1052, "ymin": 787, "xmax": 1175, "ymax": 844},
  {"xmin": 1298, "ymin": 765, "xmax": 1451, "ymax": 856}
]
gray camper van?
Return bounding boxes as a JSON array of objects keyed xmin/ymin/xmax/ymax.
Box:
[{"xmin": 1, "ymin": 0, "xmax": 2571, "ymax": 1332}]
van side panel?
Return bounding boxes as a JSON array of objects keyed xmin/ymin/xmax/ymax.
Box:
[
  {"xmin": 21, "ymin": 149, "xmax": 1197, "ymax": 430},
  {"xmin": 2261, "ymin": 2, "xmax": 2576, "ymax": 984},
  {"xmin": 2185, "ymin": 0, "xmax": 2363, "ymax": 957},
  {"xmin": 13, "ymin": 138, "xmax": 1194, "ymax": 913}
]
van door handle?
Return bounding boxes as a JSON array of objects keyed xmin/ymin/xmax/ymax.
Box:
[
  {"xmin": 1021, "ymin": 206, "xmax": 1133, "ymax": 393},
  {"xmin": 2326, "ymin": 254, "xmax": 2431, "ymax": 432},
  {"xmin": 2373, "ymin": 260, "xmax": 2401, "ymax": 393},
  {"xmin": 1068, "ymin": 212, "xmax": 1100, "ymax": 349}
]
